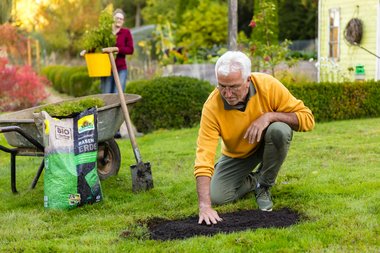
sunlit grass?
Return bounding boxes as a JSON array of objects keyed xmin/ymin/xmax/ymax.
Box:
[{"xmin": 0, "ymin": 118, "xmax": 379, "ymax": 252}]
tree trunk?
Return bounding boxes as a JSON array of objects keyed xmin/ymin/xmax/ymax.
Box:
[
  {"xmin": 135, "ymin": 3, "xmax": 141, "ymax": 28},
  {"xmin": 0, "ymin": 0, "xmax": 12, "ymax": 24},
  {"xmin": 228, "ymin": 0, "xmax": 238, "ymax": 50}
]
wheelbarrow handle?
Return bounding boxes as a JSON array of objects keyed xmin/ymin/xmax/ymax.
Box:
[{"xmin": 102, "ymin": 47, "xmax": 119, "ymax": 54}]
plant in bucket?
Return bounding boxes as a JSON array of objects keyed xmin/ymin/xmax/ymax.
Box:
[{"xmin": 80, "ymin": 9, "xmax": 115, "ymax": 77}]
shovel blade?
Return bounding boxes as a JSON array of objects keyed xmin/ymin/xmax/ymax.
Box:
[{"xmin": 130, "ymin": 161, "xmax": 153, "ymax": 192}]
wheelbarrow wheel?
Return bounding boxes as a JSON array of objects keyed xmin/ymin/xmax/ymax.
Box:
[{"xmin": 97, "ymin": 139, "xmax": 121, "ymax": 180}]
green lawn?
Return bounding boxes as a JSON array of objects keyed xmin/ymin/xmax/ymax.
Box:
[{"xmin": 0, "ymin": 118, "xmax": 379, "ymax": 252}]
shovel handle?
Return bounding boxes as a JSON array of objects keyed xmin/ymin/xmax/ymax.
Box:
[
  {"xmin": 106, "ymin": 51, "xmax": 143, "ymax": 164},
  {"xmin": 80, "ymin": 47, "xmax": 119, "ymax": 56},
  {"xmin": 102, "ymin": 47, "xmax": 119, "ymax": 54}
]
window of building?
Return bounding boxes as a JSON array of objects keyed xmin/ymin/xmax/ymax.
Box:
[{"xmin": 329, "ymin": 8, "xmax": 340, "ymax": 60}]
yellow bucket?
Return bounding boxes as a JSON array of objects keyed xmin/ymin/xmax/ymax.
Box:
[{"xmin": 85, "ymin": 53, "xmax": 111, "ymax": 77}]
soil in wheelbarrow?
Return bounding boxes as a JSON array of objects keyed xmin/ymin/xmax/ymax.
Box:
[{"xmin": 123, "ymin": 208, "xmax": 301, "ymax": 241}]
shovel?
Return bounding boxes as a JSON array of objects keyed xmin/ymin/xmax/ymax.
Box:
[{"xmin": 102, "ymin": 47, "xmax": 153, "ymax": 192}]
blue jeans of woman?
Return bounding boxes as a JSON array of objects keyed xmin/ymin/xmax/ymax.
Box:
[{"xmin": 100, "ymin": 69, "xmax": 128, "ymax": 94}]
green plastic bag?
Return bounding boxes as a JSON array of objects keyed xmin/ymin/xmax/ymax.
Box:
[{"xmin": 38, "ymin": 107, "xmax": 102, "ymax": 209}]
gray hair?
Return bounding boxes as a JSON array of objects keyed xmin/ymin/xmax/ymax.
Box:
[
  {"xmin": 113, "ymin": 8, "xmax": 125, "ymax": 18},
  {"xmin": 215, "ymin": 51, "xmax": 251, "ymax": 80}
]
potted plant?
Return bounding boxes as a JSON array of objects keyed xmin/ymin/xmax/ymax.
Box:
[{"xmin": 81, "ymin": 9, "xmax": 115, "ymax": 77}]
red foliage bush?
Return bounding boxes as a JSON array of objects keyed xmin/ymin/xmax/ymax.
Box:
[{"xmin": 0, "ymin": 58, "xmax": 50, "ymax": 112}]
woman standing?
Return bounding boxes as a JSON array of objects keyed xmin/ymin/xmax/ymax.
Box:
[{"xmin": 100, "ymin": 8, "xmax": 134, "ymax": 94}]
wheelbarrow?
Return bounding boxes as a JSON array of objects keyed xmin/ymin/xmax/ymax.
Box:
[{"xmin": 0, "ymin": 93, "xmax": 141, "ymax": 193}]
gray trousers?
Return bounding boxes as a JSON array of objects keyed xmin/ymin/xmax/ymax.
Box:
[{"xmin": 210, "ymin": 122, "xmax": 293, "ymax": 205}]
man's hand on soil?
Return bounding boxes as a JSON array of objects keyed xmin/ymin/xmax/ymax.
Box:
[{"xmin": 198, "ymin": 205, "xmax": 223, "ymax": 225}]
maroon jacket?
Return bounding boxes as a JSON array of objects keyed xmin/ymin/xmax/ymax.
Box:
[{"xmin": 115, "ymin": 28, "xmax": 134, "ymax": 70}]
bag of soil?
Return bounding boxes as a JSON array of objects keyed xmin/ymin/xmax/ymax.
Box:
[{"xmin": 35, "ymin": 107, "xmax": 102, "ymax": 209}]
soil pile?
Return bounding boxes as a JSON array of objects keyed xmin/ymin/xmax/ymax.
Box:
[{"xmin": 148, "ymin": 208, "xmax": 300, "ymax": 241}]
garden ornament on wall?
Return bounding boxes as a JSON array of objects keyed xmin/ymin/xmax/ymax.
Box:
[
  {"xmin": 344, "ymin": 17, "xmax": 380, "ymax": 59},
  {"xmin": 343, "ymin": 18, "xmax": 363, "ymax": 45}
]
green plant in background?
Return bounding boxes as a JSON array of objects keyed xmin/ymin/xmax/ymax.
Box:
[
  {"xmin": 136, "ymin": 22, "xmax": 188, "ymax": 67},
  {"xmin": 276, "ymin": 69, "xmax": 314, "ymax": 85},
  {"xmin": 126, "ymin": 76, "xmax": 214, "ymax": 133},
  {"xmin": 242, "ymin": 0, "xmax": 297, "ymax": 77},
  {"xmin": 175, "ymin": 0, "xmax": 228, "ymax": 62},
  {"xmin": 154, "ymin": 22, "xmax": 176, "ymax": 65},
  {"xmin": 80, "ymin": 8, "xmax": 115, "ymax": 53},
  {"xmin": 315, "ymin": 57, "xmax": 354, "ymax": 83}
]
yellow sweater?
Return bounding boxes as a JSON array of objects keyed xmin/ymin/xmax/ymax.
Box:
[{"xmin": 194, "ymin": 73, "xmax": 315, "ymax": 178}]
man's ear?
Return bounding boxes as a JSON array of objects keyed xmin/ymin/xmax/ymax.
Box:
[{"xmin": 245, "ymin": 77, "xmax": 251, "ymax": 86}]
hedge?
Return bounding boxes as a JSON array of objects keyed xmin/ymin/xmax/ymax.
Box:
[
  {"xmin": 69, "ymin": 72, "xmax": 99, "ymax": 97},
  {"xmin": 41, "ymin": 65, "xmax": 98, "ymax": 97},
  {"xmin": 41, "ymin": 65, "xmax": 380, "ymax": 132},
  {"xmin": 126, "ymin": 76, "xmax": 214, "ymax": 133},
  {"xmin": 287, "ymin": 81, "xmax": 380, "ymax": 122},
  {"xmin": 126, "ymin": 78, "xmax": 380, "ymax": 133}
]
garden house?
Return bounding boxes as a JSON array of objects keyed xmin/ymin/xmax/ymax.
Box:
[{"xmin": 317, "ymin": 0, "xmax": 380, "ymax": 82}]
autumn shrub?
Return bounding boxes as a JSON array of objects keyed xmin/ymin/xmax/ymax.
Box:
[
  {"xmin": 0, "ymin": 58, "xmax": 49, "ymax": 112},
  {"xmin": 0, "ymin": 24, "xmax": 27, "ymax": 65}
]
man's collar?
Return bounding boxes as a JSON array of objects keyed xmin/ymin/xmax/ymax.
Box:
[{"xmin": 222, "ymin": 80, "xmax": 256, "ymax": 111}]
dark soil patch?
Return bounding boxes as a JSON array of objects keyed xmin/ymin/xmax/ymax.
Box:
[{"xmin": 147, "ymin": 208, "xmax": 300, "ymax": 241}]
